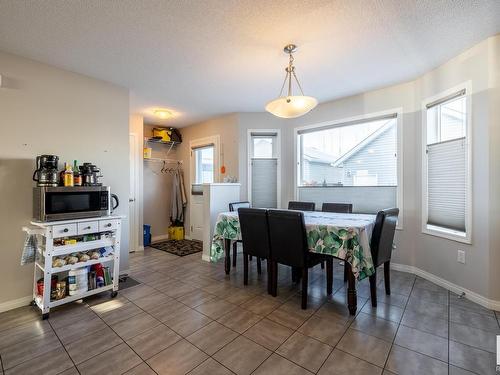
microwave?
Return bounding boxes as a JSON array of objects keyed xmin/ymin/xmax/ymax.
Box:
[{"xmin": 33, "ymin": 186, "xmax": 112, "ymax": 222}]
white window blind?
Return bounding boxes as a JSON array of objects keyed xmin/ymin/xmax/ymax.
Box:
[
  {"xmin": 427, "ymin": 137, "xmax": 467, "ymax": 232},
  {"xmin": 251, "ymin": 158, "xmax": 277, "ymax": 208}
]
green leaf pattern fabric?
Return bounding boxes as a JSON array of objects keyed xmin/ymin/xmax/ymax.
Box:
[{"xmin": 211, "ymin": 211, "xmax": 376, "ymax": 280}]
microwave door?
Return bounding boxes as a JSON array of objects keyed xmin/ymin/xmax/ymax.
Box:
[{"xmin": 44, "ymin": 190, "xmax": 107, "ymax": 221}]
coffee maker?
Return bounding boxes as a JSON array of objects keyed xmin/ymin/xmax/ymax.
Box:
[
  {"xmin": 79, "ymin": 163, "xmax": 103, "ymax": 186},
  {"xmin": 33, "ymin": 155, "xmax": 59, "ymax": 187}
]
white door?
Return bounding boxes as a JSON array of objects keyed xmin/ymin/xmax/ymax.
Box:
[
  {"xmin": 189, "ymin": 137, "xmax": 219, "ymax": 241},
  {"xmin": 129, "ymin": 133, "xmax": 138, "ymax": 252}
]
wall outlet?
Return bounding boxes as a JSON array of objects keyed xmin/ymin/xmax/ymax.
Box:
[{"xmin": 457, "ymin": 250, "xmax": 465, "ymax": 264}]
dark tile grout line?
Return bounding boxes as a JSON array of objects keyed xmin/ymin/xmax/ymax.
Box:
[
  {"xmin": 1, "ymin": 255, "xmax": 491, "ymax": 374},
  {"xmin": 46, "ymin": 318, "xmax": 82, "ymax": 375},
  {"xmin": 381, "ymin": 275, "xmax": 417, "ymax": 371}
]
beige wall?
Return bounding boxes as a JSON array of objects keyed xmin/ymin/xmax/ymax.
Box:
[
  {"xmin": 143, "ymin": 124, "xmax": 179, "ymax": 240},
  {"xmin": 177, "ymin": 114, "xmax": 239, "ymax": 237},
  {"xmin": 0, "ymin": 51, "xmax": 130, "ymax": 309},
  {"xmin": 199, "ymin": 36, "xmax": 500, "ymax": 303}
]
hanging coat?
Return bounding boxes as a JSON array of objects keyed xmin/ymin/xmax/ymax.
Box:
[{"xmin": 171, "ymin": 169, "xmax": 187, "ymax": 224}]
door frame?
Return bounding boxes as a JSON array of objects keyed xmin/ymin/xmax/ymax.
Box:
[
  {"xmin": 129, "ymin": 132, "xmax": 142, "ymax": 252},
  {"xmin": 247, "ymin": 129, "xmax": 281, "ymax": 208},
  {"xmin": 189, "ymin": 135, "xmax": 221, "ymax": 185},
  {"xmin": 188, "ymin": 135, "xmax": 221, "ymax": 241}
]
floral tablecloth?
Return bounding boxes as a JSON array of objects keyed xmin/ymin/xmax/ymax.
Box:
[{"xmin": 211, "ymin": 210, "xmax": 377, "ymax": 280}]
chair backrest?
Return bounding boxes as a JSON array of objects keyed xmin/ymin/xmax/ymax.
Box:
[
  {"xmin": 268, "ymin": 209, "xmax": 308, "ymax": 267},
  {"xmin": 321, "ymin": 202, "xmax": 353, "ymax": 213},
  {"xmin": 238, "ymin": 208, "xmax": 271, "ymax": 259},
  {"xmin": 229, "ymin": 201, "xmax": 250, "ymax": 212},
  {"xmin": 288, "ymin": 201, "xmax": 315, "ymax": 211},
  {"xmin": 370, "ymin": 208, "xmax": 399, "ymax": 267}
]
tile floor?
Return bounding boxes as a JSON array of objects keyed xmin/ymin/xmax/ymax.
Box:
[{"xmin": 0, "ymin": 247, "xmax": 499, "ymax": 375}]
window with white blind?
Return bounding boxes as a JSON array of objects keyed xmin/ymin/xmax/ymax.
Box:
[
  {"xmin": 248, "ymin": 131, "xmax": 280, "ymax": 208},
  {"xmin": 294, "ymin": 112, "xmax": 402, "ymax": 221},
  {"xmin": 422, "ymin": 85, "xmax": 471, "ymax": 243}
]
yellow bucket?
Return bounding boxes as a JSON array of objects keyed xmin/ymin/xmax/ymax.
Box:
[
  {"xmin": 143, "ymin": 147, "xmax": 152, "ymax": 159},
  {"xmin": 168, "ymin": 226, "xmax": 184, "ymax": 240},
  {"xmin": 153, "ymin": 128, "xmax": 172, "ymax": 142}
]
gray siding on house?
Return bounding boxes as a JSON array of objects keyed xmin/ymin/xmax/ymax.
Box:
[
  {"xmin": 341, "ymin": 123, "xmax": 397, "ymax": 186},
  {"xmin": 302, "ymin": 160, "xmax": 343, "ymax": 185}
]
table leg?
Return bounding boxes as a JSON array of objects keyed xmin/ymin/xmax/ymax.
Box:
[
  {"xmin": 346, "ymin": 263, "xmax": 357, "ymax": 315},
  {"xmin": 224, "ymin": 239, "xmax": 231, "ymax": 275}
]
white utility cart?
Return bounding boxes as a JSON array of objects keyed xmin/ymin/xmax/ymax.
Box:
[{"xmin": 23, "ymin": 215, "xmax": 123, "ymax": 319}]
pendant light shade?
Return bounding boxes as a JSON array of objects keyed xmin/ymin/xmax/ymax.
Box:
[
  {"xmin": 265, "ymin": 95, "xmax": 318, "ymax": 119},
  {"xmin": 266, "ymin": 44, "xmax": 317, "ymax": 118}
]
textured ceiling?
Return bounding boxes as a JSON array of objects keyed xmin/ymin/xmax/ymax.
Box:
[{"xmin": 0, "ymin": 0, "xmax": 499, "ymax": 126}]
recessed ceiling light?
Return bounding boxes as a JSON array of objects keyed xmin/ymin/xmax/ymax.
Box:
[{"xmin": 153, "ymin": 109, "xmax": 172, "ymax": 119}]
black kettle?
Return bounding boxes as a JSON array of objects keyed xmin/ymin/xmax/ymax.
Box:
[{"xmin": 111, "ymin": 194, "xmax": 120, "ymax": 213}]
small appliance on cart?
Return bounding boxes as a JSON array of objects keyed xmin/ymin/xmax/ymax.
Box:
[{"xmin": 24, "ymin": 155, "xmax": 123, "ymax": 319}]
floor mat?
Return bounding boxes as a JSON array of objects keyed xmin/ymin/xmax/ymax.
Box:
[
  {"xmin": 150, "ymin": 239, "xmax": 203, "ymax": 257},
  {"xmin": 118, "ymin": 276, "xmax": 141, "ymax": 290}
]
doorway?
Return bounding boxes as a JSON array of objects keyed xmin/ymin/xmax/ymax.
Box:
[
  {"xmin": 189, "ymin": 135, "xmax": 220, "ymax": 241},
  {"xmin": 129, "ymin": 132, "xmax": 140, "ymax": 252}
]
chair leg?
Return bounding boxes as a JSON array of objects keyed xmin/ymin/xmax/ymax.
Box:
[
  {"xmin": 257, "ymin": 258, "xmax": 262, "ymax": 275},
  {"xmin": 369, "ymin": 270, "xmax": 377, "ymax": 307},
  {"xmin": 243, "ymin": 253, "xmax": 249, "ymax": 285},
  {"xmin": 343, "ymin": 262, "xmax": 348, "ymax": 282},
  {"xmin": 321, "ymin": 261, "xmax": 325, "ymax": 269},
  {"xmin": 249, "ymin": 255, "xmax": 253, "ymax": 261},
  {"xmin": 384, "ymin": 261, "xmax": 391, "ymax": 295},
  {"xmin": 267, "ymin": 259, "xmax": 273, "ymax": 295},
  {"xmin": 272, "ymin": 262, "xmax": 278, "ymax": 297},
  {"xmin": 326, "ymin": 259, "xmax": 333, "ymax": 295},
  {"xmin": 232, "ymin": 242, "xmax": 237, "ymax": 267},
  {"xmin": 301, "ymin": 267, "xmax": 308, "ymax": 309}
]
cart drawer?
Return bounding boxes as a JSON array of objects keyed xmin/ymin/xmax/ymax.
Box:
[
  {"xmin": 78, "ymin": 221, "xmax": 99, "ymax": 235},
  {"xmin": 99, "ymin": 219, "xmax": 119, "ymax": 232},
  {"xmin": 52, "ymin": 223, "xmax": 77, "ymax": 238}
]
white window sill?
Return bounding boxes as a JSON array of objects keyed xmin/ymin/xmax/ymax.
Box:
[{"xmin": 422, "ymin": 225, "xmax": 471, "ymax": 244}]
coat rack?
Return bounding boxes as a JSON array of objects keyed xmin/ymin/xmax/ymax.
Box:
[{"xmin": 144, "ymin": 158, "xmax": 183, "ymax": 174}]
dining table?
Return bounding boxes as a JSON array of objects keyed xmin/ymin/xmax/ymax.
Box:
[{"xmin": 211, "ymin": 210, "xmax": 377, "ymax": 315}]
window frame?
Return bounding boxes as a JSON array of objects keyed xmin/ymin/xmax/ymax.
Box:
[
  {"xmin": 293, "ymin": 108, "xmax": 404, "ymax": 229},
  {"xmin": 190, "ymin": 135, "xmax": 220, "ymax": 192},
  {"xmin": 421, "ymin": 82, "xmax": 472, "ymax": 244},
  {"xmin": 247, "ymin": 129, "xmax": 281, "ymax": 208}
]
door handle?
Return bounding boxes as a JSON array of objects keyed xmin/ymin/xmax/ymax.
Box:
[{"xmin": 129, "ymin": 198, "xmax": 135, "ymax": 202}]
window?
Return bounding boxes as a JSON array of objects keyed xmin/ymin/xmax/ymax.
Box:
[
  {"xmin": 193, "ymin": 145, "xmax": 214, "ymax": 184},
  {"xmin": 248, "ymin": 131, "xmax": 279, "ymax": 208},
  {"xmin": 423, "ymin": 87, "xmax": 470, "ymax": 242},
  {"xmin": 295, "ymin": 113, "xmax": 401, "ymax": 218},
  {"xmin": 298, "ymin": 116, "xmax": 397, "ymax": 187}
]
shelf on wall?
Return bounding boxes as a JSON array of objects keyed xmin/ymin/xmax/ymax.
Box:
[{"xmin": 146, "ymin": 138, "xmax": 181, "ymax": 147}]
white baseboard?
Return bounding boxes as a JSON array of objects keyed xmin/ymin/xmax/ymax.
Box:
[
  {"xmin": 152, "ymin": 234, "xmax": 169, "ymax": 243},
  {"xmin": 202, "ymin": 254, "xmax": 210, "ymax": 262},
  {"xmin": 391, "ymin": 263, "xmax": 500, "ymax": 311},
  {"xmin": 0, "ymin": 295, "xmax": 33, "ymax": 313}
]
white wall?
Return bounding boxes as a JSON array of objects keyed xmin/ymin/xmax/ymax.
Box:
[
  {"xmin": 236, "ymin": 36, "xmax": 500, "ymax": 303},
  {"xmin": 0, "ymin": 51, "xmax": 130, "ymax": 309},
  {"xmin": 178, "ymin": 114, "xmax": 240, "ymax": 238}
]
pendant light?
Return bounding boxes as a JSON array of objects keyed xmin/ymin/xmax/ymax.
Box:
[{"xmin": 265, "ymin": 44, "xmax": 318, "ymax": 118}]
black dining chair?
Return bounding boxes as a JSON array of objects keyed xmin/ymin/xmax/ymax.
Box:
[
  {"xmin": 288, "ymin": 201, "xmax": 316, "ymax": 211},
  {"xmin": 267, "ymin": 210, "xmax": 333, "ymax": 309},
  {"xmin": 229, "ymin": 201, "xmax": 251, "ymax": 267},
  {"xmin": 321, "ymin": 202, "xmax": 353, "ymax": 214},
  {"xmin": 367, "ymin": 208, "xmax": 399, "ymax": 307},
  {"xmin": 238, "ymin": 208, "xmax": 273, "ymax": 294},
  {"xmin": 322, "ymin": 202, "xmax": 353, "ymax": 270}
]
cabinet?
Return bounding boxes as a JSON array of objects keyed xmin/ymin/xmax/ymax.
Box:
[{"xmin": 23, "ymin": 216, "xmax": 123, "ymax": 319}]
